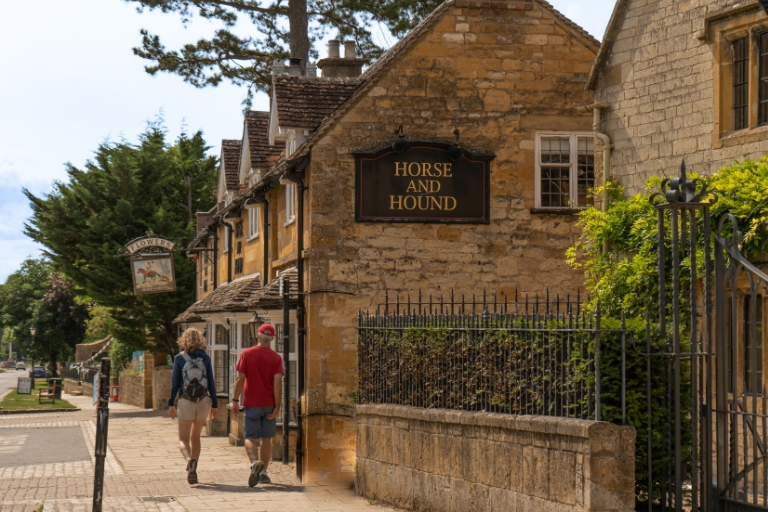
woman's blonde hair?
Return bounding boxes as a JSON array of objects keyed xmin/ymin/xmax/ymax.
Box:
[{"xmin": 178, "ymin": 328, "xmax": 206, "ymax": 353}]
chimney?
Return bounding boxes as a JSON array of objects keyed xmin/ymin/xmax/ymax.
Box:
[
  {"xmin": 306, "ymin": 62, "xmax": 317, "ymax": 77},
  {"xmin": 344, "ymin": 40, "xmax": 356, "ymax": 59},
  {"xmin": 328, "ymin": 40, "xmax": 340, "ymax": 58},
  {"xmin": 317, "ymin": 39, "xmax": 367, "ymax": 78},
  {"xmin": 288, "ymin": 58, "xmax": 302, "ymax": 76}
]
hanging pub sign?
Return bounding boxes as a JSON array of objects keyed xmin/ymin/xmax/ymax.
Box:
[
  {"xmin": 354, "ymin": 142, "xmax": 494, "ymax": 223},
  {"xmin": 122, "ymin": 234, "xmax": 178, "ymax": 295}
]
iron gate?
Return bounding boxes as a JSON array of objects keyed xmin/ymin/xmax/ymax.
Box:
[{"xmin": 653, "ymin": 163, "xmax": 768, "ymax": 511}]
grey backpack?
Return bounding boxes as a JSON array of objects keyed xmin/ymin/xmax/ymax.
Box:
[{"xmin": 180, "ymin": 352, "xmax": 208, "ymax": 399}]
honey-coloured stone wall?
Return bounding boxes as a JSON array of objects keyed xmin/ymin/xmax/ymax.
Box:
[
  {"xmin": 593, "ymin": 0, "xmax": 768, "ymax": 195},
  {"xmin": 302, "ymin": 0, "xmax": 598, "ymax": 483},
  {"xmin": 356, "ymin": 405, "xmax": 636, "ymax": 512}
]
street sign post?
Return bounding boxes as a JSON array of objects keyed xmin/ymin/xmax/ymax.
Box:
[{"xmin": 92, "ymin": 358, "xmax": 111, "ymax": 512}]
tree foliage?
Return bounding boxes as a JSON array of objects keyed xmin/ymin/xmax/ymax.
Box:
[
  {"xmin": 125, "ymin": 0, "xmax": 443, "ymax": 104},
  {"xmin": 0, "ymin": 260, "xmax": 89, "ymax": 374},
  {"xmin": 567, "ymin": 158, "xmax": 768, "ymax": 320},
  {"xmin": 24, "ymin": 124, "xmax": 218, "ymax": 354}
]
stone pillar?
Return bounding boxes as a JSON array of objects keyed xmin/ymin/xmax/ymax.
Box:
[
  {"xmin": 152, "ymin": 365, "xmax": 173, "ymax": 411},
  {"xmin": 142, "ymin": 351, "xmax": 154, "ymax": 409}
]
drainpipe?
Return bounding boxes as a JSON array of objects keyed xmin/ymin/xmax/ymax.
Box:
[
  {"xmin": 205, "ymin": 227, "xmax": 219, "ymax": 290},
  {"xmin": 280, "ymin": 156, "xmax": 309, "ymax": 481},
  {"xmin": 578, "ymin": 102, "xmax": 613, "ymax": 212},
  {"xmin": 220, "ymin": 219, "xmax": 235, "ymax": 284}
]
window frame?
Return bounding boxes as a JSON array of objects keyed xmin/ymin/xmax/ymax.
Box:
[
  {"xmin": 247, "ymin": 207, "xmax": 260, "ymax": 240},
  {"xmin": 284, "ymin": 182, "xmax": 296, "ymax": 226},
  {"xmin": 534, "ymin": 132, "xmax": 595, "ymax": 210}
]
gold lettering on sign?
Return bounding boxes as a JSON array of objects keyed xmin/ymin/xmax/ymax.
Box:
[
  {"xmin": 388, "ymin": 196, "xmax": 458, "ymax": 211},
  {"xmin": 389, "ymin": 161, "xmax": 458, "ymax": 213}
]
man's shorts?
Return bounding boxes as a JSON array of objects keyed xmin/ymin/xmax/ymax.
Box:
[
  {"xmin": 177, "ymin": 396, "xmax": 211, "ymax": 421},
  {"xmin": 243, "ymin": 407, "xmax": 277, "ymax": 439}
]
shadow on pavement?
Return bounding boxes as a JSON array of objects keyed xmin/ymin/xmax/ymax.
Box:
[{"xmin": 193, "ymin": 482, "xmax": 301, "ymax": 493}]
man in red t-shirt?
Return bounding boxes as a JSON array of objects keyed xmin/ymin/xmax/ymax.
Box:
[{"xmin": 231, "ymin": 323, "xmax": 284, "ymax": 487}]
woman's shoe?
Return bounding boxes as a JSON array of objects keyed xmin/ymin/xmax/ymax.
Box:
[{"xmin": 187, "ymin": 459, "xmax": 198, "ymax": 484}]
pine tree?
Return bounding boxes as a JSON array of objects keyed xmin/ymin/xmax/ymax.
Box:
[
  {"xmin": 126, "ymin": 0, "xmax": 444, "ymax": 104},
  {"xmin": 24, "ymin": 124, "xmax": 218, "ymax": 354}
]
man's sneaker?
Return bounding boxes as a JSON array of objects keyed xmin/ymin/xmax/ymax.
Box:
[
  {"xmin": 187, "ymin": 459, "xmax": 198, "ymax": 485},
  {"xmin": 249, "ymin": 460, "xmax": 265, "ymax": 487},
  {"xmin": 258, "ymin": 471, "xmax": 271, "ymax": 484}
]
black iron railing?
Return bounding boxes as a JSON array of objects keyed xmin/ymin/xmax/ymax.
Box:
[
  {"xmin": 358, "ymin": 291, "xmax": 630, "ymax": 421},
  {"xmin": 65, "ymin": 362, "xmax": 99, "ymax": 384}
]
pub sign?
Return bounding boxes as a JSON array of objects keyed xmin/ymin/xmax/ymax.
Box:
[{"xmin": 354, "ymin": 142, "xmax": 494, "ymax": 223}]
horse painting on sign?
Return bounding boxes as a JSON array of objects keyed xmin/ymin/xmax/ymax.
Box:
[{"xmin": 130, "ymin": 254, "xmax": 176, "ymax": 295}]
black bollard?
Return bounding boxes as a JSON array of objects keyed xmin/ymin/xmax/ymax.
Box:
[{"xmin": 92, "ymin": 358, "xmax": 111, "ymax": 512}]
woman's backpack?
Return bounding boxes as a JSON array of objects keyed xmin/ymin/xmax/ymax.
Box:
[{"xmin": 180, "ymin": 352, "xmax": 208, "ymax": 399}]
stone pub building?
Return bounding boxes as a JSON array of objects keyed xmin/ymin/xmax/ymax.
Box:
[{"xmin": 176, "ymin": 0, "xmax": 600, "ymax": 484}]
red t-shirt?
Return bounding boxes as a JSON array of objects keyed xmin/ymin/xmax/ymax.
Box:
[{"xmin": 236, "ymin": 346, "xmax": 285, "ymax": 408}]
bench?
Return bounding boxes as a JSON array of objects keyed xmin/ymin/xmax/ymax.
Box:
[{"xmin": 38, "ymin": 381, "xmax": 59, "ymax": 404}]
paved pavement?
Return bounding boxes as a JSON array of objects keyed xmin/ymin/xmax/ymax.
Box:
[{"xmin": 0, "ymin": 392, "xmax": 399, "ymax": 512}]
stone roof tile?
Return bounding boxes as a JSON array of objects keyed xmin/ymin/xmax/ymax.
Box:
[
  {"xmin": 245, "ymin": 111, "xmax": 283, "ymax": 169},
  {"xmin": 221, "ymin": 139, "xmax": 242, "ymax": 191},
  {"xmin": 273, "ymin": 75, "xmax": 360, "ymax": 130}
]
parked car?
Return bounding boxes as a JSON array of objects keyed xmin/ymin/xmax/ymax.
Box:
[
  {"xmin": 15, "ymin": 362, "xmax": 26, "ymax": 371},
  {"xmin": 1, "ymin": 361, "xmax": 15, "ymax": 369},
  {"xmin": 30, "ymin": 366, "xmax": 46, "ymax": 378}
]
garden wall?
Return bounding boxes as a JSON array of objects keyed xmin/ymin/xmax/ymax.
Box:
[
  {"xmin": 356, "ymin": 404, "xmax": 635, "ymax": 512},
  {"xmin": 119, "ymin": 373, "xmax": 150, "ymax": 409}
]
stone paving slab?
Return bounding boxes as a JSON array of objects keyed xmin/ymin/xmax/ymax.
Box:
[{"xmin": 0, "ymin": 392, "xmax": 402, "ymax": 512}]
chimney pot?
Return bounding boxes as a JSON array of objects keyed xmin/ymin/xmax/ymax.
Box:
[
  {"xmin": 272, "ymin": 59, "xmax": 286, "ymax": 75},
  {"xmin": 344, "ymin": 40, "xmax": 356, "ymax": 60},
  {"xmin": 328, "ymin": 40, "xmax": 340, "ymax": 59},
  {"xmin": 289, "ymin": 58, "xmax": 302, "ymax": 76}
]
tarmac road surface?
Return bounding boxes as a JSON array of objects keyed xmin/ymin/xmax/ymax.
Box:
[{"xmin": 0, "ymin": 369, "xmax": 24, "ymax": 399}]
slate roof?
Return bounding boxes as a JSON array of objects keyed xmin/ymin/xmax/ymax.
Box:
[
  {"xmin": 273, "ymin": 75, "xmax": 360, "ymax": 130},
  {"xmin": 221, "ymin": 139, "xmax": 242, "ymax": 191},
  {"xmin": 243, "ymin": 267, "xmax": 299, "ymax": 310},
  {"xmin": 245, "ymin": 111, "xmax": 283, "ymax": 169},
  {"xmin": 173, "ymin": 273, "xmax": 263, "ymax": 322},
  {"xmin": 173, "ymin": 269, "xmax": 299, "ymax": 323}
]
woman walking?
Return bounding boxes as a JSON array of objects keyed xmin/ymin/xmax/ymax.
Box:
[{"xmin": 168, "ymin": 328, "xmax": 218, "ymax": 484}]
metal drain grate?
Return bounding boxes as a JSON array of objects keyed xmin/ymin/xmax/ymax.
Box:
[{"xmin": 140, "ymin": 496, "xmax": 176, "ymax": 503}]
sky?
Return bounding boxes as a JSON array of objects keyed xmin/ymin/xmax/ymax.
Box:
[{"xmin": 0, "ymin": 0, "xmax": 615, "ymax": 283}]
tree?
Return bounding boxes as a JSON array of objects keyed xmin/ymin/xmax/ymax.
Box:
[
  {"xmin": 126, "ymin": 0, "xmax": 443, "ymax": 104},
  {"xmin": 37, "ymin": 274, "xmax": 90, "ymax": 376},
  {"xmin": 24, "ymin": 124, "xmax": 218, "ymax": 354},
  {"xmin": 0, "ymin": 259, "xmax": 51, "ymax": 364}
]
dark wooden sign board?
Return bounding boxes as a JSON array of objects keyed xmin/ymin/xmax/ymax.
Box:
[{"xmin": 354, "ymin": 143, "xmax": 494, "ymax": 224}]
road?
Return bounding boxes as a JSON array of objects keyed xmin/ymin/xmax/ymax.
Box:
[{"xmin": 0, "ymin": 369, "xmax": 24, "ymax": 399}]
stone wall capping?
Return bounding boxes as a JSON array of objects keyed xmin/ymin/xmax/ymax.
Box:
[{"xmin": 356, "ymin": 405, "xmax": 616, "ymax": 440}]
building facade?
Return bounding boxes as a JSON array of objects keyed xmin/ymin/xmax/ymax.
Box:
[
  {"xmin": 589, "ymin": 0, "xmax": 768, "ymax": 195},
  {"xmin": 177, "ymin": 0, "xmax": 599, "ymax": 484}
]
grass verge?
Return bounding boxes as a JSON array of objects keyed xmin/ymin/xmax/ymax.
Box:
[{"xmin": 0, "ymin": 379, "xmax": 76, "ymax": 410}]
